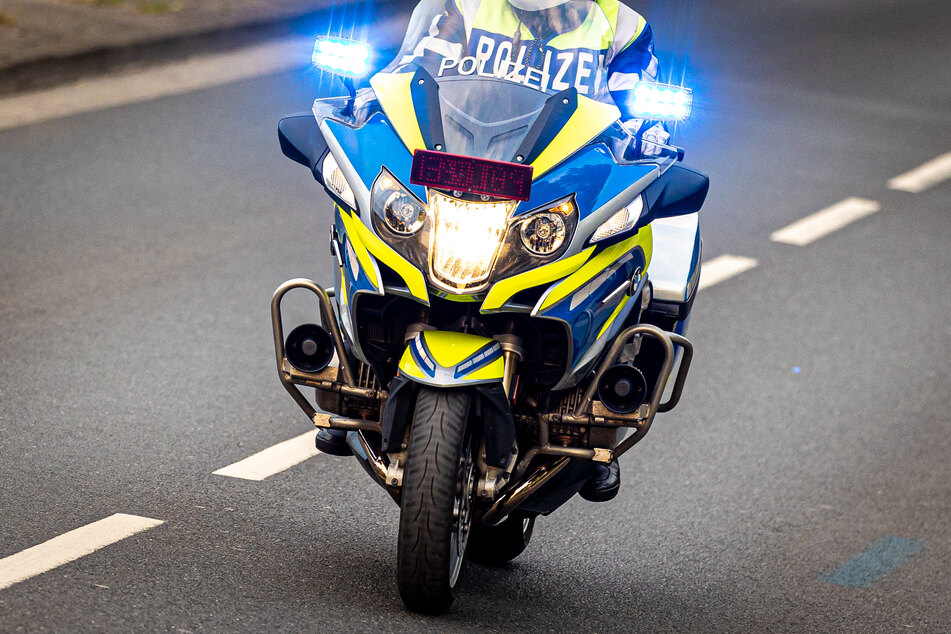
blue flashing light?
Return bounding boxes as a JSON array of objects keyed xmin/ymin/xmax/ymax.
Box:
[
  {"xmin": 312, "ymin": 37, "xmax": 371, "ymax": 78},
  {"xmin": 630, "ymin": 82, "xmax": 693, "ymax": 121}
]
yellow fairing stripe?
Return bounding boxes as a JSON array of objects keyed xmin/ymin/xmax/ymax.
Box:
[
  {"xmin": 481, "ymin": 246, "xmax": 595, "ymax": 312},
  {"xmin": 398, "ymin": 331, "xmax": 505, "ymax": 383},
  {"xmin": 540, "ymin": 225, "xmax": 652, "ymax": 311},
  {"xmin": 398, "ymin": 351, "xmax": 427, "ymax": 381},
  {"xmin": 425, "ymin": 331, "xmax": 491, "ymax": 366},
  {"xmin": 426, "ymin": 332, "xmax": 504, "ymax": 381},
  {"xmin": 465, "ymin": 358, "xmax": 505, "ymax": 382},
  {"xmin": 530, "ymin": 96, "xmax": 621, "ymax": 179},
  {"xmin": 338, "ymin": 206, "xmax": 380, "ymax": 291},
  {"xmin": 369, "ymin": 72, "xmax": 427, "ymax": 154},
  {"xmin": 440, "ymin": 293, "xmax": 480, "ymax": 303},
  {"xmin": 344, "ymin": 209, "xmax": 430, "ymax": 304},
  {"xmin": 597, "ymin": 294, "xmax": 630, "ymax": 340}
]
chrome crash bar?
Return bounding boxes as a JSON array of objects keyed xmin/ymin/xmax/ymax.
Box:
[
  {"xmin": 270, "ymin": 278, "xmax": 384, "ymax": 432},
  {"xmin": 485, "ymin": 325, "xmax": 692, "ymax": 525}
]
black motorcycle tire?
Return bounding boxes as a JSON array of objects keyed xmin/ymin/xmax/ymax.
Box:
[
  {"xmin": 467, "ymin": 514, "xmax": 535, "ymax": 566},
  {"xmin": 397, "ymin": 387, "xmax": 474, "ymax": 615}
]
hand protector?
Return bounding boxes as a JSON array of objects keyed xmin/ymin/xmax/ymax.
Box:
[{"xmin": 639, "ymin": 122, "xmax": 670, "ymax": 157}]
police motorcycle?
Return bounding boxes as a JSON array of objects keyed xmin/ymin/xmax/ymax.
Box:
[{"xmin": 271, "ymin": 12, "xmax": 707, "ymax": 615}]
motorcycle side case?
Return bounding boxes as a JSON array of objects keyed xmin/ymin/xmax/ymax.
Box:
[{"xmin": 646, "ymin": 212, "xmax": 701, "ymax": 328}]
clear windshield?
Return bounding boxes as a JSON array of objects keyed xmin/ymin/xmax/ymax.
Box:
[
  {"xmin": 379, "ymin": 0, "xmax": 620, "ymax": 160},
  {"xmin": 435, "ymin": 76, "xmax": 549, "ymax": 160}
]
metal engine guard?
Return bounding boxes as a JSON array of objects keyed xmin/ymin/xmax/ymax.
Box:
[
  {"xmin": 270, "ymin": 278, "xmax": 386, "ymax": 431},
  {"xmin": 272, "ymin": 279, "xmax": 694, "ymax": 522},
  {"xmin": 272, "ymin": 278, "xmax": 404, "ymax": 500},
  {"xmin": 482, "ymin": 324, "xmax": 693, "ymax": 525}
]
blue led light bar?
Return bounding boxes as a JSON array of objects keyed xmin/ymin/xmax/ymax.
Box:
[
  {"xmin": 312, "ymin": 37, "xmax": 371, "ymax": 77},
  {"xmin": 630, "ymin": 82, "xmax": 693, "ymax": 121}
]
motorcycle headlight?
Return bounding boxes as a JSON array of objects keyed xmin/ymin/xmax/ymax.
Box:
[
  {"xmin": 322, "ymin": 153, "xmax": 356, "ymax": 209},
  {"xmin": 519, "ymin": 199, "xmax": 575, "ymax": 255},
  {"xmin": 592, "ymin": 196, "xmax": 644, "ymax": 242},
  {"xmin": 372, "ymin": 169, "xmax": 426, "ymax": 235},
  {"xmin": 429, "ymin": 191, "xmax": 514, "ymax": 290}
]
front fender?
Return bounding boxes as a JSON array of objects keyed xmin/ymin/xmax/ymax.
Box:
[
  {"xmin": 388, "ymin": 331, "xmax": 514, "ymax": 467},
  {"xmin": 398, "ymin": 331, "xmax": 504, "ymax": 387}
]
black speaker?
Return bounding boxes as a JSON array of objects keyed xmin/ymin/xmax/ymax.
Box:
[
  {"xmin": 597, "ymin": 364, "xmax": 648, "ymax": 414},
  {"xmin": 285, "ymin": 323, "xmax": 334, "ymax": 373}
]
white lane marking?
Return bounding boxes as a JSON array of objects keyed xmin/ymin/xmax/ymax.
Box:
[
  {"xmin": 0, "ymin": 514, "xmax": 164, "ymax": 591},
  {"xmin": 698, "ymin": 255, "xmax": 759, "ymax": 290},
  {"xmin": 0, "ymin": 38, "xmax": 312, "ymax": 131},
  {"xmin": 770, "ymin": 197, "xmax": 880, "ymax": 246},
  {"xmin": 888, "ymin": 152, "xmax": 951, "ymax": 193},
  {"xmin": 213, "ymin": 430, "xmax": 320, "ymax": 481}
]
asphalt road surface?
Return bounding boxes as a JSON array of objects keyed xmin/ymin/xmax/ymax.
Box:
[{"xmin": 2, "ymin": 0, "xmax": 950, "ymax": 631}]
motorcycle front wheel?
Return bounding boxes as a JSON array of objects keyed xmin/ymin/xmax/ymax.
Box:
[{"xmin": 397, "ymin": 387, "xmax": 474, "ymax": 614}]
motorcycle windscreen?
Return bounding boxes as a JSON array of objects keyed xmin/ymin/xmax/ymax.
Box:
[
  {"xmin": 371, "ymin": 72, "xmax": 620, "ymax": 179},
  {"xmin": 370, "ymin": 0, "xmax": 621, "ymax": 179}
]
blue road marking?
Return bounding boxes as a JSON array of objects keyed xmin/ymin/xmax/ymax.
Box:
[{"xmin": 822, "ymin": 536, "xmax": 926, "ymax": 588}]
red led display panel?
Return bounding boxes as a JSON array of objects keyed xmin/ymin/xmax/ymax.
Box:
[{"xmin": 410, "ymin": 150, "xmax": 533, "ymax": 201}]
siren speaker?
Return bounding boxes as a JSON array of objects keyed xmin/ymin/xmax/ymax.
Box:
[
  {"xmin": 597, "ymin": 364, "xmax": 648, "ymax": 414},
  {"xmin": 285, "ymin": 323, "xmax": 334, "ymax": 373}
]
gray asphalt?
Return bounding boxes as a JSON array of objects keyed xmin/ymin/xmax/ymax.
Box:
[{"xmin": 1, "ymin": 0, "xmax": 950, "ymax": 631}]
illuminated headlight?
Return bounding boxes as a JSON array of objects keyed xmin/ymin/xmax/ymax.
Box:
[
  {"xmin": 372, "ymin": 169, "xmax": 426, "ymax": 235},
  {"xmin": 630, "ymin": 82, "xmax": 692, "ymax": 121},
  {"xmin": 322, "ymin": 153, "xmax": 356, "ymax": 209},
  {"xmin": 592, "ymin": 196, "xmax": 643, "ymax": 242},
  {"xmin": 312, "ymin": 37, "xmax": 371, "ymax": 77},
  {"xmin": 519, "ymin": 198, "xmax": 575, "ymax": 255},
  {"xmin": 429, "ymin": 192, "xmax": 514, "ymax": 289}
]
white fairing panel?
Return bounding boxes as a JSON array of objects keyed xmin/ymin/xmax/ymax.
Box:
[{"xmin": 649, "ymin": 213, "xmax": 701, "ymax": 304}]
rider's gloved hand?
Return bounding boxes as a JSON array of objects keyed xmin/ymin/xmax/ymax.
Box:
[
  {"xmin": 620, "ymin": 119, "xmax": 671, "ymax": 158},
  {"xmin": 639, "ymin": 122, "xmax": 670, "ymax": 157}
]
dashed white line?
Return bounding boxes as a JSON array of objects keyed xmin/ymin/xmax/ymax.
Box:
[
  {"xmin": 213, "ymin": 430, "xmax": 320, "ymax": 481},
  {"xmin": 770, "ymin": 197, "xmax": 880, "ymax": 246},
  {"xmin": 0, "ymin": 38, "xmax": 312, "ymax": 132},
  {"xmin": 888, "ymin": 152, "xmax": 951, "ymax": 193},
  {"xmin": 0, "ymin": 513, "xmax": 164, "ymax": 591},
  {"xmin": 698, "ymin": 255, "xmax": 759, "ymax": 290}
]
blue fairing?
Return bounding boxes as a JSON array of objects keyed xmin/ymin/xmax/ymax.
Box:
[
  {"xmin": 542, "ymin": 247, "xmax": 646, "ymax": 376},
  {"xmin": 515, "ymin": 145, "xmax": 656, "ymax": 218},
  {"xmin": 323, "ymin": 113, "xmax": 656, "ymax": 226},
  {"xmin": 324, "ymin": 115, "xmax": 425, "ymax": 206},
  {"xmin": 324, "ymin": 111, "xmax": 659, "ymax": 385}
]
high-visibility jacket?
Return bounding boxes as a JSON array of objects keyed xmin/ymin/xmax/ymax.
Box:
[{"xmin": 394, "ymin": 0, "xmax": 660, "ymax": 121}]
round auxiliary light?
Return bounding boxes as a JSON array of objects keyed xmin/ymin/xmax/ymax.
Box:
[
  {"xmin": 520, "ymin": 212, "xmax": 567, "ymax": 255},
  {"xmin": 384, "ymin": 191, "xmax": 426, "ymax": 235}
]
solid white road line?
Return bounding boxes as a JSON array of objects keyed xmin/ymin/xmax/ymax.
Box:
[
  {"xmin": 0, "ymin": 513, "xmax": 164, "ymax": 591},
  {"xmin": 888, "ymin": 152, "xmax": 951, "ymax": 193},
  {"xmin": 770, "ymin": 197, "xmax": 880, "ymax": 246},
  {"xmin": 0, "ymin": 37, "xmax": 312, "ymax": 131},
  {"xmin": 213, "ymin": 430, "xmax": 320, "ymax": 481},
  {"xmin": 698, "ymin": 255, "xmax": 759, "ymax": 291}
]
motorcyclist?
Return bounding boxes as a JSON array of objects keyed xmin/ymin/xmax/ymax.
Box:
[
  {"xmin": 388, "ymin": 0, "xmax": 671, "ymax": 156},
  {"xmin": 316, "ymin": 0, "xmax": 671, "ymax": 501}
]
